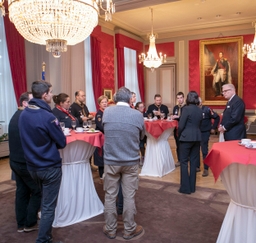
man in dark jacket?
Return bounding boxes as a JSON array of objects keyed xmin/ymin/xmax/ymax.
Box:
[
  {"xmin": 19, "ymin": 81, "xmax": 66, "ymax": 243},
  {"xmin": 218, "ymin": 84, "xmax": 246, "ymax": 140},
  {"xmin": 198, "ymin": 97, "xmax": 220, "ymax": 176},
  {"xmin": 9, "ymin": 92, "xmax": 41, "ymax": 233}
]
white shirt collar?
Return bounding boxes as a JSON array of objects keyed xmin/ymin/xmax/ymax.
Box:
[{"xmin": 116, "ymin": 102, "xmax": 129, "ymax": 107}]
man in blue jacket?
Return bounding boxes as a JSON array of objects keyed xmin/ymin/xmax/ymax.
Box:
[{"xmin": 19, "ymin": 81, "xmax": 66, "ymax": 243}]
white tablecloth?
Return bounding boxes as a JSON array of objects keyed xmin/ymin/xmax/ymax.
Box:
[
  {"xmin": 52, "ymin": 140, "xmax": 104, "ymax": 227},
  {"xmin": 139, "ymin": 128, "xmax": 175, "ymax": 177},
  {"xmin": 217, "ymin": 163, "xmax": 256, "ymax": 243}
]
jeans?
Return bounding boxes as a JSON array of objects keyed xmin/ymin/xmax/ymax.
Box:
[
  {"xmin": 10, "ymin": 161, "xmax": 41, "ymax": 228},
  {"xmin": 29, "ymin": 167, "xmax": 62, "ymax": 243}
]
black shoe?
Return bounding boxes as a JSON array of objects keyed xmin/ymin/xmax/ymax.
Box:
[
  {"xmin": 178, "ymin": 189, "xmax": 191, "ymax": 194},
  {"xmin": 196, "ymin": 168, "xmax": 201, "ymax": 172},
  {"xmin": 202, "ymin": 169, "xmax": 209, "ymax": 177},
  {"xmin": 175, "ymin": 161, "xmax": 180, "ymax": 167}
]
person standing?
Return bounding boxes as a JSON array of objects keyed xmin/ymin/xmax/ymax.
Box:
[
  {"xmin": 211, "ymin": 51, "xmax": 232, "ymax": 97},
  {"xmin": 218, "ymin": 84, "xmax": 246, "ymax": 140},
  {"xmin": 9, "ymin": 92, "xmax": 41, "ymax": 233},
  {"xmin": 178, "ymin": 91, "xmax": 202, "ymax": 194},
  {"xmin": 69, "ymin": 90, "xmax": 93, "ymax": 127},
  {"xmin": 198, "ymin": 97, "xmax": 220, "ymax": 177},
  {"xmin": 102, "ymin": 87, "xmax": 145, "ymax": 240},
  {"xmin": 146, "ymin": 94, "xmax": 169, "ymax": 119},
  {"xmin": 172, "ymin": 92, "xmax": 186, "ymax": 167},
  {"xmin": 94, "ymin": 95, "xmax": 108, "ymax": 183},
  {"xmin": 19, "ymin": 81, "xmax": 66, "ymax": 243}
]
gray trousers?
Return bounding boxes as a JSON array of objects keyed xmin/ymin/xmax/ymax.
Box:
[{"xmin": 104, "ymin": 164, "xmax": 139, "ymax": 234}]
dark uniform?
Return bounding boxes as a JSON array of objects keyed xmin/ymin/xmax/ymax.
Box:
[
  {"xmin": 199, "ymin": 106, "xmax": 220, "ymax": 170},
  {"xmin": 146, "ymin": 104, "xmax": 169, "ymax": 119},
  {"xmin": 69, "ymin": 102, "xmax": 90, "ymax": 127}
]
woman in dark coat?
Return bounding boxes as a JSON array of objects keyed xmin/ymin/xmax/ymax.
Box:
[
  {"xmin": 178, "ymin": 91, "xmax": 202, "ymax": 194},
  {"xmin": 94, "ymin": 95, "xmax": 108, "ymax": 182},
  {"xmin": 52, "ymin": 93, "xmax": 78, "ymax": 128}
]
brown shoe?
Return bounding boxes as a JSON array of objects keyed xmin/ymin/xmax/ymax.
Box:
[
  {"xmin": 24, "ymin": 223, "xmax": 39, "ymax": 232},
  {"xmin": 123, "ymin": 225, "xmax": 143, "ymax": 240},
  {"xmin": 103, "ymin": 225, "xmax": 116, "ymax": 239},
  {"xmin": 202, "ymin": 169, "xmax": 209, "ymax": 177}
]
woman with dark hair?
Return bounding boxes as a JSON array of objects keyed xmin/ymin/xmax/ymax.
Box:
[
  {"xmin": 178, "ymin": 91, "xmax": 202, "ymax": 194},
  {"xmin": 94, "ymin": 95, "xmax": 108, "ymax": 183},
  {"xmin": 52, "ymin": 93, "xmax": 78, "ymax": 128}
]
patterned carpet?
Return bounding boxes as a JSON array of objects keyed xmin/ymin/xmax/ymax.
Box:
[{"xmin": 0, "ymin": 176, "xmax": 230, "ymax": 243}]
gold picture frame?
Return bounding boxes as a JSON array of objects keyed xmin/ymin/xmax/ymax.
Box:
[
  {"xmin": 200, "ymin": 37, "xmax": 243, "ymax": 105},
  {"xmin": 103, "ymin": 89, "xmax": 113, "ymax": 101}
]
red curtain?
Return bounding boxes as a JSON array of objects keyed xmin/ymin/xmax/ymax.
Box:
[
  {"xmin": 136, "ymin": 51, "xmax": 145, "ymax": 102},
  {"xmin": 3, "ymin": 2, "xmax": 27, "ymax": 105},
  {"xmin": 116, "ymin": 47, "xmax": 125, "ymax": 88},
  {"xmin": 115, "ymin": 34, "xmax": 144, "ymax": 100},
  {"xmin": 90, "ymin": 36, "xmax": 102, "ymax": 109}
]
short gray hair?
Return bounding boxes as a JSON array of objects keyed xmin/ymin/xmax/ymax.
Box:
[{"xmin": 115, "ymin": 87, "xmax": 131, "ymax": 104}]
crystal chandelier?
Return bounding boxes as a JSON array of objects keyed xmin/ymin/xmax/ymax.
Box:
[
  {"xmin": 3, "ymin": 0, "xmax": 115, "ymax": 58},
  {"xmin": 243, "ymin": 21, "xmax": 256, "ymax": 62},
  {"xmin": 139, "ymin": 8, "xmax": 166, "ymax": 72}
]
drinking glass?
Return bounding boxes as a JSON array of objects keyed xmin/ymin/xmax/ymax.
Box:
[
  {"xmin": 59, "ymin": 122, "xmax": 65, "ymax": 131},
  {"xmin": 83, "ymin": 121, "xmax": 87, "ymax": 129},
  {"xmin": 148, "ymin": 113, "xmax": 152, "ymax": 119},
  {"xmin": 160, "ymin": 113, "xmax": 165, "ymax": 120},
  {"xmin": 71, "ymin": 120, "xmax": 76, "ymax": 130},
  {"xmin": 87, "ymin": 120, "xmax": 92, "ymax": 128}
]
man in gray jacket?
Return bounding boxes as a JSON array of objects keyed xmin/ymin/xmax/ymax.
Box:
[{"xmin": 102, "ymin": 87, "xmax": 145, "ymax": 240}]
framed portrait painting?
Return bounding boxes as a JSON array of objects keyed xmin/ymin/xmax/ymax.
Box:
[
  {"xmin": 200, "ymin": 37, "xmax": 243, "ymax": 105},
  {"xmin": 103, "ymin": 89, "xmax": 113, "ymax": 101}
]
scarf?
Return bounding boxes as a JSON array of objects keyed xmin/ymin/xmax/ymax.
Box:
[{"xmin": 56, "ymin": 105, "xmax": 76, "ymax": 121}]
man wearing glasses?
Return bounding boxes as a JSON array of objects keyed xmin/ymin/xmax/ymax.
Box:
[{"xmin": 218, "ymin": 84, "xmax": 246, "ymax": 141}]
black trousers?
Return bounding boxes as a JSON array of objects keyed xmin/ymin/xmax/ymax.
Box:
[
  {"xmin": 10, "ymin": 160, "xmax": 41, "ymax": 228},
  {"xmin": 179, "ymin": 141, "xmax": 200, "ymax": 193}
]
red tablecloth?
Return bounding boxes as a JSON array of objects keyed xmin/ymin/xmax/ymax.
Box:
[
  {"xmin": 144, "ymin": 120, "xmax": 178, "ymax": 139},
  {"xmin": 66, "ymin": 130, "xmax": 104, "ymax": 148},
  {"xmin": 204, "ymin": 140, "xmax": 256, "ymax": 181}
]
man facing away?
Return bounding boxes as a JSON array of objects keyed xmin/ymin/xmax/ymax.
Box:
[
  {"xmin": 172, "ymin": 92, "xmax": 186, "ymax": 167},
  {"xmin": 69, "ymin": 90, "xmax": 93, "ymax": 127},
  {"xmin": 9, "ymin": 92, "xmax": 41, "ymax": 233},
  {"xmin": 198, "ymin": 97, "xmax": 220, "ymax": 176},
  {"xmin": 218, "ymin": 83, "xmax": 246, "ymax": 141},
  {"xmin": 19, "ymin": 81, "xmax": 66, "ymax": 243},
  {"xmin": 102, "ymin": 87, "xmax": 145, "ymax": 240},
  {"xmin": 146, "ymin": 94, "xmax": 169, "ymax": 119}
]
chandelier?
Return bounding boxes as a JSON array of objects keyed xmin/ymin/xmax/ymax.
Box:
[
  {"xmin": 139, "ymin": 8, "xmax": 166, "ymax": 72},
  {"xmin": 1, "ymin": 0, "xmax": 115, "ymax": 58},
  {"xmin": 243, "ymin": 21, "xmax": 256, "ymax": 62}
]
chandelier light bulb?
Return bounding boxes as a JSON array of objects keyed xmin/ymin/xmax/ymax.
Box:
[
  {"xmin": 139, "ymin": 8, "xmax": 167, "ymax": 72},
  {"xmin": 243, "ymin": 22, "xmax": 256, "ymax": 62},
  {"xmin": 5, "ymin": 0, "xmax": 115, "ymax": 58}
]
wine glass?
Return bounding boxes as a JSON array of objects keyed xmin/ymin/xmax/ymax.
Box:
[
  {"xmin": 160, "ymin": 113, "xmax": 165, "ymax": 120},
  {"xmin": 71, "ymin": 120, "xmax": 76, "ymax": 130},
  {"xmin": 83, "ymin": 121, "xmax": 88, "ymax": 129},
  {"xmin": 59, "ymin": 122, "xmax": 65, "ymax": 131},
  {"xmin": 148, "ymin": 113, "xmax": 152, "ymax": 119},
  {"xmin": 87, "ymin": 120, "xmax": 92, "ymax": 128}
]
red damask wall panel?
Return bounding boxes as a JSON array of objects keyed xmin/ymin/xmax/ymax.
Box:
[
  {"xmin": 91, "ymin": 26, "xmax": 115, "ymax": 94},
  {"xmin": 189, "ymin": 34, "xmax": 256, "ymax": 109}
]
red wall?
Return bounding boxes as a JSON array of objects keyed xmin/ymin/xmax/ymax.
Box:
[
  {"xmin": 189, "ymin": 34, "xmax": 256, "ymax": 110},
  {"xmin": 91, "ymin": 26, "xmax": 115, "ymax": 94}
]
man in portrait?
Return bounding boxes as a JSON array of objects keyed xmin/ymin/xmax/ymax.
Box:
[{"xmin": 211, "ymin": 51, "xmax": 232, "ymax": 97}]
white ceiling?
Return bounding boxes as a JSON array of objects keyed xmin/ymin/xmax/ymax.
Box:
[{"xmin": 106, "ymin": 0, "xmax": 256, "ymax": 40}]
